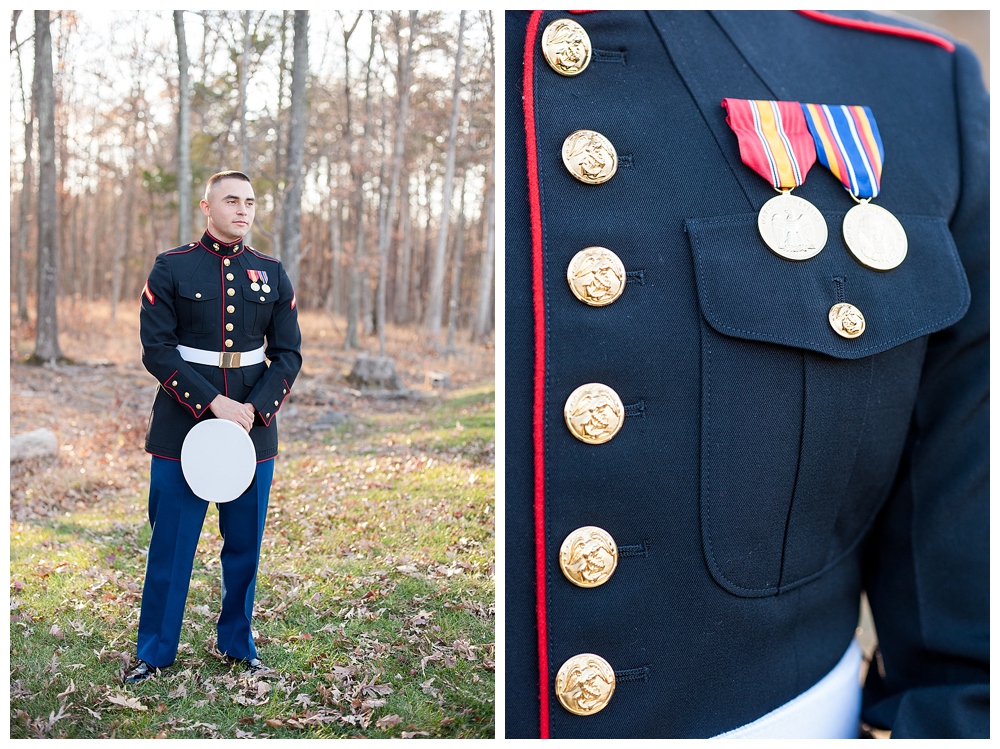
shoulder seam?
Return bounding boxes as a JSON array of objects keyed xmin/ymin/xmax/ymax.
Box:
[
  {"xmin": 246, "ymin": 247, "xmax": 279, "ymax": 263},
  {"xmin": 797, "ymin": 10, "xmax": 955, "ymax": 53}
]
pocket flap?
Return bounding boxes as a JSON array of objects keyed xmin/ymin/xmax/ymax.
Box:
[
  {"xmin": 685, "ymin": 213, "xmax": 969, "ymax": 359},
  {"xmin": 177, "ymin": 282, "xmax": 219, "ymax": 301}
]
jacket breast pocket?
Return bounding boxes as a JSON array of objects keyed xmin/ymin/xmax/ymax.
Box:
[
  {"xmin": 685, "ymin": 212, "xmax": 970, "ymax": 597},
  {"xmin": 242, "ymin": 285, "xmax": 279, "ymax": 336},
  {"xmin": 177, "ymin": 282, "xmax": 219, "ymax": 333}
]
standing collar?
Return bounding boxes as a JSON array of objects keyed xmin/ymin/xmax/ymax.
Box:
[{"xmin": 199, "ymin": 230, "xmax": 245, "ymax": 256}]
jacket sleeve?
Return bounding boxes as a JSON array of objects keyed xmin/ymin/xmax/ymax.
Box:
[
  {"xmin": 860, "ymin": 41, "xmax": 989, "ymax": 739},
  {"xmin": 139, "ymin": 253, "xmax": 221, "ymax": 419},
  {"xmin": 246, "ymin": 261, "xmax": 302, "ymax": 426}
]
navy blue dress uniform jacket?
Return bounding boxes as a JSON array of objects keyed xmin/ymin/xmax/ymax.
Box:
[
  {"xmin": 506, "ymin": 10, "xmax": 988, "ymax": 738},
  {"xmin": 140, "ymin": 231, "xmax": 302, "ymax": 460}
]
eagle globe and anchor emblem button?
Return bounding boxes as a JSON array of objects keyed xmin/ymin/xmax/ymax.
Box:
[
  {"xmin": 559, "ymin": 526, "xmax": 619, "ymax": 588},
  {"xmin": 757, "ymin": 190, "xmax": 828, "ymax": 261},
  {"xmin": 564, "ymin": 383, "xmax": 625, "ymax": 444},
  {"xmin": 829, "ymin": 303, "xmax": 866, "ymax": 339},
  {"xmin": 567, "ymin": 247, "xmax": 626, "ymax": 306},
  {"xmin": 562, "ymin": 129, "xmax": 618, "ymax": 185},
  {"xmin": 556, "ymin": 653, "xmax": 616, "ymax": 716},
  {"xmin": 541, "ymin": 18, "xmax": 592, "ymax": 76}
]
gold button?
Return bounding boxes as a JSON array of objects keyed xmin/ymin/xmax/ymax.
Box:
[
  {"xmin": 226, "ymin": 273, "xmax": 234, "ymax": 281},
  {"xmin": 195, "ymin": 404, "xmax": 201, "ymax": 410},
  {"xmin": 266, "ymin": 413, "xmax": 271, "ymax": 418},
  {"xmin": 172, "ymin": 380, "xmax": 178, "ymax": 386},
  {"xmin": 260, "ymin": 296, "xmax": 266, "ymax": 302},
  {"xmin": 195, "ymin": 292, "xmax": 202, "ymax": 299},
  {"xmin": 226, "ymin": 323, "xmax": 234, "ymax": 332},
  {"xmin": 564, "ymin": 383, "xmax": 625, "ymax": 444},
  {"xmin": 224, "ymin": 258, "xmax": 231, "ymax": 266},
  {"xmin": 829, "ymin": 303, "xmax": 865, "ymax": 339},
  {"xmin": 567, "ymin": 247, "xmax": 626, "ymax": 306},
  {"xmin": 282, "ymin": 389, "xmax": 287, "ymax": 394},
  {"xmin": 228, "ymin": 288, "xmax": 235, "ymax": 297},
  {"xmin": 559, "ymin": 526, "xmax": 618, "ymax": 588},
  {"xmin": 184, "ymin": 392, "xmax": 190, "ymax": 398},
  {"xmin": 562, "ymin": 129, "xmax": 618, "ymax": 185},
  {"xmin": 274, "ymin": 400, "xmax": 279, "ymax": 406},
  {"xmin": 227, "ymin": 305, "xmax": 235, "ymax": 314},
  {"xmin": 555, "ymin": 653, "xmax": 615, "ymax": 716},
  {"xmin": 542, "ymin": 18, "xmax": 592, "ymax": 76},
  {"xmin": 225, "ymin": 339, "xmax": 234, "ymax": 348}
]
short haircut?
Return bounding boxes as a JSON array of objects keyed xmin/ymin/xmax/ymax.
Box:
[{"xmin": 204, "ymin": 170, "xmax": 252, "ymax": 200}]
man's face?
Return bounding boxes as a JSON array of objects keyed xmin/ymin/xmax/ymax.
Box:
[{"xmin": 200, "ymin": 178, "xmax": 255, "ymax": 244}]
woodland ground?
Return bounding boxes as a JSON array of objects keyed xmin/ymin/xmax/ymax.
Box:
[{"xmin": 9, "ymin": 300, "xmax": 495, "ymax": 739}]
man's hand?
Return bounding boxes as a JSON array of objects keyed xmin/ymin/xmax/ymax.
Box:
[{"xmin": 209, "ymin": 395, "xmax": 255, "ymax": 432}]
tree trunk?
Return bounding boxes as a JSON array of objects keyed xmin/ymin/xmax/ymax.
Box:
[
  {"xmin": 446, "ymin": 175, "xmax": 468, "ymax": 351},
  {"xmin": 32, "ymin": 9, "xmax": 63, "ymax": 363},
  {"xmin": 280, "ymin": 9, "xmax": 308, "ymax": 290},
  {"xmin": 239, "ymin": 12, "xmax": 251, "ymax": 174},
  {"xmin": 425, "ymin": 11, "xmax": 466, "ymax": 346},
  {"xmin": 328, "ymin": 195, "xmax": 343, "ymax": 315},
  {"xmin": 174, "ymin": 10, "xmax": 192, "ymax": 243},
  {"xmin": 15, "ymin": 22, "xmax": 35, "ymax": 323},
  {"xmin": 472, "ymin": 152, "xmax": 495, "ymax": 342},
  {"xmin": 394, "ymin": 177, "xmax": 412, "ymax": 324},
  {"xmin": 376, "ymin": 10, "xmax": 417, "ymax": 354}
]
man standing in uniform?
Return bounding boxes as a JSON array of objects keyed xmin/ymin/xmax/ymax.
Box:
[{"xmin": 125, "ymin": 170, "xmax": 302, "ymax": 683}]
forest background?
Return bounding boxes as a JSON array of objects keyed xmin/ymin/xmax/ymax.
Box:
[{"xmin": 9, "ymin": 9, "xmax": 495, "ymax": 739}]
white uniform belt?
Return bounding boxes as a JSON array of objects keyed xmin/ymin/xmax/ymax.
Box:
[
  {"xmin": 177, "ymin": 344, "xmax": 266, "ymax": 369},
  {"xmin": 713, "ymin": 638, "xmax": 863, "ymax": 739}
]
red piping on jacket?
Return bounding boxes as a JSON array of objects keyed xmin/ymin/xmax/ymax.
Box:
[
  {"xmin": 797, "ymin": 10, "xmax": 955, "ymax": 53},
  {"xmin": 524, "ymin": 9, "xmax": 550, "ymax": 739}
]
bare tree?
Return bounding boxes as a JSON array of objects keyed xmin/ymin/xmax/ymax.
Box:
[
  {"xmin": 424, "ymin": 10, "xmax": 465, "ymax": 346},
  {"xmin": 375, "ymin": 10, "xmax": 417, "ymax": 354},
  {"xmin": 445, "ymin": 175, "xmax": 468, "ymax": 351},
  {"xmin": 472, "ymin": 153, "xmax": 495, "ymax": 342},
  {"xmin": 338, "ymin": 10, "xmax": 363, "ymax": 349},
  {"xmin": 280, "ymin": 9, "xmax": 308, "ymax": 290},
  {"xmin": 13, "ymin": 10, "xmax": 34, "ymax": 323},
  {"xmin": 174, "ymin": 10, "xmax": 192, "ymax": 242},
  {"xmin": 239, "ymin": 11, "xmax": 251, "ymax": 174},
  {"xmin": 32, "ymin": 9, "xmax": 63, "ymax": 363}
]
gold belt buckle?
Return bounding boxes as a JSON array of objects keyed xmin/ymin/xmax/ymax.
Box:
[{"xmin": 219, "ymin": 351, "xmax": 241, "ymax": 368}]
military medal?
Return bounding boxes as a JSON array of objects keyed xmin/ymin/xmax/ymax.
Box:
[
  {"xmin": 723, "ymin": 98, "xmax": 827, "ymax": 260},
  {"xmin": 248, "ymin": 269, "xmax": 269, "ymax": 292},
  {"xmin": 801, "ymin": 103, "xmax": 906, "ymax": 270}
]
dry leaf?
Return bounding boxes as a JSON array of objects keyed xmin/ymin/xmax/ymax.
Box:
[
  {"xmin": 49, "ymin": 625, "xmax": 64, "ymax": 640},
  {"xmin": 56, "ymin": 679, "xmax": 76, "ymax": 699},
  {"xmin": 401, "ymin": 731, "xmax": 430, "ymax": 739},
  {"xmin": 376, "ymin": 714, "xmax": 402, "ymax": 729},
  {"xmin": 107, "ymin": 692, "xmax": 147, "ymax": 711}
]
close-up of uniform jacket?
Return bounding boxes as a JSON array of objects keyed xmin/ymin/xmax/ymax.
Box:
[
  {"xmin": 139, "ymin": 231, "xmax": 302, "ymax": 461},
  {"xmin": 505, "ymin": 10, "xmax": 988, "ymax": 739}
]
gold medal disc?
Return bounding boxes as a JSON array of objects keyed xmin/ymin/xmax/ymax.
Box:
[
  {"xmin": 757, "ymin": 191, "xmax": 828, "ymax": 261},
  {"xmin": 842, "ymin": 201, "xmax": 907, "ymax": 271},
  {"xmin": 251, "ymin": 282, "xmax": 260, "ymax": 291}
]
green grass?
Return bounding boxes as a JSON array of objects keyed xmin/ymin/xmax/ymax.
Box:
[{"xmin": 10, "ymin": 386, "xmax": 495, "ymax": 739}]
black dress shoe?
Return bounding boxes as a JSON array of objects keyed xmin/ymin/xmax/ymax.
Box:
[
  {"xmin": 123, "ymin": 660, "xmax": 157, "ymax": 684},
  {"xmin": 227, "ymin": 655, "xmax": 271, "ymax": 674}
]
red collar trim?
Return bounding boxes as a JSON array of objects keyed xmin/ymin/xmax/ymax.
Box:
[
  {"xmin": 200, "ymin": 230, "xmax": 245, "ymax": 257},
  {"xmin": 524, "ymin": 10, "xmax": 551, "ymax": 739},
  {"xmin": 797, "ymin": 10, "xmax": 955, "ymax": 53}
]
